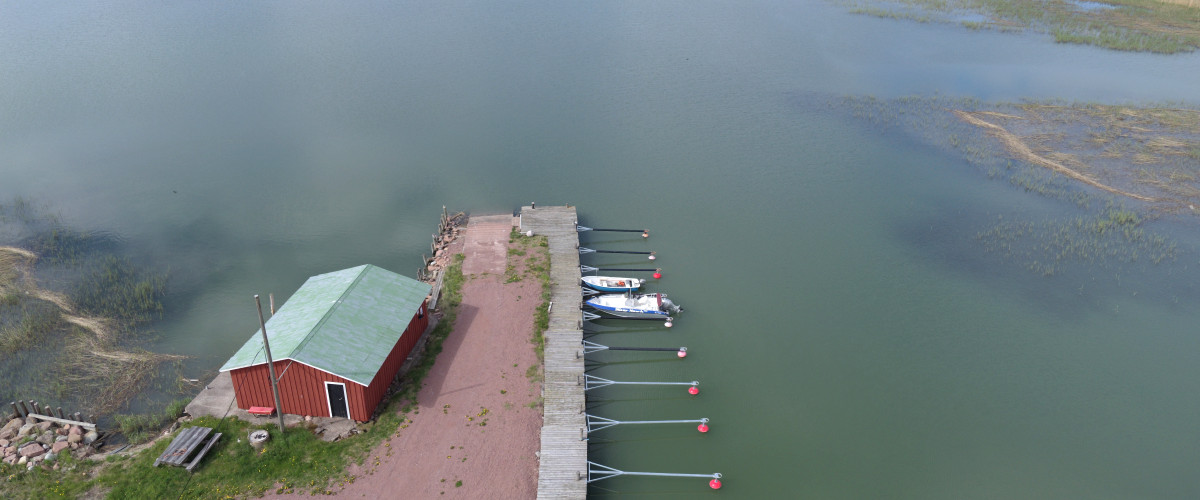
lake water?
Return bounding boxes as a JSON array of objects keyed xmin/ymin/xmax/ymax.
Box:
[{"xmin": 3, "ymin": 1, "xmax": 1200, "ymax": 497}]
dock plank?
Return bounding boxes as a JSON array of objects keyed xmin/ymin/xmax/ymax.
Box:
[{"xmin": 523, "ymin": 206, "xmax": 588, "ymax": 500}]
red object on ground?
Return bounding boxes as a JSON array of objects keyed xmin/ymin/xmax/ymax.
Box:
[{"xmin": 247, "ymin": 406, "xmax": 275, "ymax": 416}]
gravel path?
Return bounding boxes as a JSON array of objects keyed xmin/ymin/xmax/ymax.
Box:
[{"xmin": 322, "ymin": 215, "xmax": 543, "ymax": 498}]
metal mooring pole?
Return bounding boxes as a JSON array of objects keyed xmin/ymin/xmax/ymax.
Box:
[{"xmin": 255, "ymin": 295, "xmax": 286, "ymax": 432}]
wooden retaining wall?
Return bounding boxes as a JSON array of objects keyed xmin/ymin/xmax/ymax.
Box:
[{"xmin": 521, "ymin": 206, "xmax": 587, "ymax": 500}]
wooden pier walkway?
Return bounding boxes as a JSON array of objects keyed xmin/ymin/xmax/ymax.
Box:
[{"xmin": 521, "ymin": 205, "xmax": 587, "ymax": 500}]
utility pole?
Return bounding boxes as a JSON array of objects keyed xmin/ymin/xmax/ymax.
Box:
[{"xmin": 255, "ymin": 295, "xmax": 285, "ymax": 433}]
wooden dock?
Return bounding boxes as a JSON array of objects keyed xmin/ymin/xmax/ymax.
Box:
[{"xmin": 521, "ymin": 206, "xmax": 587, "ymax": 500}]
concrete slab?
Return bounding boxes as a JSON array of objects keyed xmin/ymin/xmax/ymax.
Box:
[
  {"xmin": 461, "ymin": 214, "xmax": 515, "ymax": 276},
  {"xmin": 185, "ymin": 372, "xmax": 236, "ymax": 419}
]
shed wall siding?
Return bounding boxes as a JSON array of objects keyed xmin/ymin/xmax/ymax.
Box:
[
  {"xmin": 362, "ymin": 302, "xmax": 429, "ymax": 413},
  {"xmin": 230, "ymin": 299, "xmax": 429, "ymax": 422}
]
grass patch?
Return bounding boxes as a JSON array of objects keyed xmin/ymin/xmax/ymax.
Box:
[{"xmin": 508, "ymin": 232, "xmax": 552, "ymax": 360}]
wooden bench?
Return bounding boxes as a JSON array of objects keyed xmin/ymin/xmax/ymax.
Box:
[{"xmin": 248, "ymin": 406, "xmax": 275, "ymax": 416}]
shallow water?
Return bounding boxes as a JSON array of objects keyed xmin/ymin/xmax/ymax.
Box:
[{"xmin": 3, "ymin": 1, "xmax": 1200, "ymax": 497}]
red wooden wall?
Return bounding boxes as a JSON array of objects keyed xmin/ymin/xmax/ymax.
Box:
[{"xmin": 230, "ymin": 299, "xmax": 429, "ymax": 422}]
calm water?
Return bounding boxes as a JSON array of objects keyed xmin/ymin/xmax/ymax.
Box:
[{"xmin": 4, "ymin": 1, "xmax": 1200, "ymax": 497}]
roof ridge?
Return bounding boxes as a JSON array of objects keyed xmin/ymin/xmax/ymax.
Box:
[{"xmin": 288, "ymin": 264, "xmax": 372, "ymax": 360}]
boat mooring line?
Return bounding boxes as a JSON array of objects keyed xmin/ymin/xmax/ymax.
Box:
[
  {"xmin": 579, "ymin": 247, "xmax": 657, "ymax": 260},
  {"xmin": 583, "ymin": 462, "xmax": 722, "ymax": 489},
  {"xmin": 576, "ymin": 226, "xmax": 650, "ymax": 238},
  {"xmin": 580, "ymin": 340, "xmax": 687, "ymax": 358},
  {"xmin": 578, "ymin": 264, "xmax": 662, "ymax": 276},
  {"xmin": 582, "ymin": 374, "xmax": 700, "ymax": 394},
  {"xmin": 583, "ymin": 414, "xmax": 709, "ymax": 437}
]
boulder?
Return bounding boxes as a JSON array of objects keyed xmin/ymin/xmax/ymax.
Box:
[
  {"xmin": 2, "ymin": 455, "xmax": 15, "ymax": 465},
  {"xmin": 34, "ymin": 421, "xmax": 53, "ymax": 432},
  {"xmin": 68, "ymin": 425, "xmax": 83, "ymax": 436},
  {"xmin": 44, "ymin": 451, "xmax": 57, "ymax": 462},
  {"xmin": 36, "ymin": 433, "xmax": 55, "ymax": 445},
  {"xmin": 0, "ymin": 438, "xmax": 8, "ymax": 448},
  {"xmin": 18, "ymin": 442, "xmax": 45, "ymax": 458},
  {"xmin": 83, "ymin": 431, "xmax": 98, "ymax": 444},
  {"xmin": 0, "ymin": 418, "xmax": 22, "ymax": 439},
  {"xmin": 25, "ymin": 416, "xmax": 37, "ymax": 425},
  {"xmin": 17, "ymin": 455, "xmax": 26, "ymax": 465},
  {"xmin": 67, "ymin": 434, "xmax": 82, "ymax": 445},
  {"xmin": 55, "ymin": 435, "xmax": 67, "ymax": 442},
  {"xmin": 16, "ymin": 423, "xmax": 35, "ymax": 439},
  {"xmin": 57, "ymin": 426, "xmax": 69, "ymax": 436},
  {"xmin": 51, "ymin": 441, "xmax": 69, "ymax": 454}
]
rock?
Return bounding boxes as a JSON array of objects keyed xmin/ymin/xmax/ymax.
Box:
[
  {"xmin": 0, "ymin": 418, "xmax": 22, "ymax": 439},
  {"xmin": 4, "ymin": 445, "xmax": 14, "ymax": 456},
  {"xmin": 17, "ymin": 455, "xmax": 26, "ymax": 465},
  {"xmin": 69, "ymin": 442, "xmax": 79, "ymax": 450},
  {"xmin": 19, "ymin": 442, "xmax": 46, "ymax": 458},
  {"xmin": 44, "ymin": 451, "xmax": 56, "ymax": 462},
  {"xmin": 2, "ymin": 455, "xmax": 15, "ymax": 465},
  {"xmin": 36, "ymin": 433, "xmax": 55, "ymax": 445},
  {"xmin": 68, "ymin": 425, "xmax": 83, "ymax": 436},
  {"xmin": 0, "ymin": 438, "xmax": 8, "ymax": 448},
  {"xmin": 25, "ymin": 416, "xmax": 37, "ymax": 425},
  {"xmin": 57, "ymin": 426, "xmax": 69, "ymax": 436},
  {"xmin": 34, "ymin": 421, "xmax": 53, "ymax": 432},
  {"xmin": 67, "ymin": 434, "xmax": 82, "ymax": 445},
  {"xmin": 55, "ymin": 435, "xmax": 67, "ymax": 442},
  {"xmin": 305, "ymin": 415, "xmax": 312, "ymax": 422},
  {"xmin": 17, "ymin": 423, "xmax": 35, "ymax": 439},
  {"xmin": 51, "ymin": 441, "xmax": 69, "ymax": 454},
  {"xmin": 83, "ymin": 431, "xmax": 98, "ymax": 444}
]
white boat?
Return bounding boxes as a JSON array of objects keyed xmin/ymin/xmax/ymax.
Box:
[
  {"xmin": 584, "ymin": 292, "xmax": 681, "ymax": 319},
  {"xmin": 581, "ymin": 275, "xmax": 645, "ymax": 293}
]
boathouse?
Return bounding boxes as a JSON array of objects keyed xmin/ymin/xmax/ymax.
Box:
[{"xmin": 219, "ymin": 264, "xmax": 431, "ymax": 422}]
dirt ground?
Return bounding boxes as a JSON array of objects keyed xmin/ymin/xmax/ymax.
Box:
[{"xmin": 299, "ymin": 215, "xmax": 543, "ymax": 498}]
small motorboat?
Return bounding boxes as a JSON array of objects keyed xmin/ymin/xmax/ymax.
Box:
[
  {"xmin": 584, "ymin": 292, "xmax": 681, "ymax": 319},
  {"xmin": 581, "ymin": 275, "xmax": 645, "ymax": 293}
]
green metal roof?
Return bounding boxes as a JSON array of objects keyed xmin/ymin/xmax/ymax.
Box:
[{"xmin": 219, "ymin": 264, "xmax": 431, "ymax": 386}]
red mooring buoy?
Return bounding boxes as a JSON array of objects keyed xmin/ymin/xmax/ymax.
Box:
[
  {"xmin": 698, "ymin": 423, "xmax": 709, "ymax": 433},
  {"xmin": 688, "ymin": 386, "xmax": 700, "ymax": 395},
  {"xmin": 664, "ymin": 320, "xmax": 673, "ymax": 328},
  {"xmin": 653, "ymin": 270, "xmax": 662, "ymax": 279},
  {"xmin": 709, "ymin": 479, "xmax": 722, "ymax": 490},
  {"xmin": 677, "ymin": 349, "xmax": 687, "ymax": 358}
]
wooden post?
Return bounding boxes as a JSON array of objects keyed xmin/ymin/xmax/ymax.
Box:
[
  {"xmin": 55, "ymin": 407, "xmax": 63, "ymax": 419},
  {"xmin": 88, "ymin": 415, "xmax": 95, "ymax": 424},
  {"xmin": 32, "ymin": 401, "xmax": 40, "ymax": 416},
  {"xmin": 9, "ymin": 402, "xmax": 18, "ymax": 419},
  {"xmin": 269, "ymin": 293, "xmax": 275, "ymax": 316},
  {"xmin": 255, "ymin": 295, "xmax": 286, "ymax": 432},
  {"xmin": 20, "ymin": 401, "xmax": 31, "ymax": 418},
  {"xmin": 74, "ymin": 412, "xmax": 81, "ymax": 422}
]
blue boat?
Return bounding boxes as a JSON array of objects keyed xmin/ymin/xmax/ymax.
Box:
[
  {"xmin": 581, "ymin": 275, "xmax": 645, "ymax": 293},
  {"xmin": 584, "ymin": 292, "xmax": 680, "ymax": 319}
]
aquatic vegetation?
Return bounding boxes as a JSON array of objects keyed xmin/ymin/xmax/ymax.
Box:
[
  {"xmin": 835, "ymin": 95, "xmax": 1189, "ymax": 278},
  {"xmin": 841, "ymin": 0, "xmax": 1200, "ymax": 53},
  {"xmin": 0, "ymin": 199, "xmax": 179, "ymax": 418}
]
